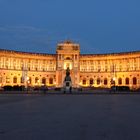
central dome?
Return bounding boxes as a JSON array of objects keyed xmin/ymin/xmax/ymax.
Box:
[
  {"xmin": 57, "ymin": 40, "xmax": 80, "ymax": 51},
  {"xmin": 63, "ymin": 40, "xmax": 73, "ymax": 44}
]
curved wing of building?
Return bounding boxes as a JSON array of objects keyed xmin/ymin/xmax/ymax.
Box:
[{"xmin": 0, "ymin": 41, "xmax": 140, "ymax": 90}]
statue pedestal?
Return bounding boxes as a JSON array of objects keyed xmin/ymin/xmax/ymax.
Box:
[{"xmin": 63, "ymin": 82, "xmax": 72, "ymax": 93}]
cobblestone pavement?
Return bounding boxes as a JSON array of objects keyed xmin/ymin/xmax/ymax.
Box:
[{"xmin": 0, "ymin": 93, "xmax": 140, "ymax": 140}]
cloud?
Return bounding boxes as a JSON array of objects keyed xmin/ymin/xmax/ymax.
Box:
[
  {"xmin": 0, "ymin": 25, "xmax": 85, "ymax": 54},
  {"xmin": 0, "ymin": 25, "xmax": 46, "ymax": 33},
  {"xmin": 0, "ymin": 25, "xmax": 58, "ymax": 53}
]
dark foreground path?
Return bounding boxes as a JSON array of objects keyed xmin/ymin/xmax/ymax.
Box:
[{"xmin": 0, "ymin": 94, "xmax": 140, "ymax": 140}]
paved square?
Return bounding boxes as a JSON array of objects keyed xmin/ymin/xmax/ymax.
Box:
[{"xmin": 0, "ymin": 94, "xmax": 140, "ymax": 140}]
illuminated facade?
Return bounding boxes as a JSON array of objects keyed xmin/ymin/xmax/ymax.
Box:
[{"xmin": 0, "ymin": 41, "xmax": 140, "ymax": 89}]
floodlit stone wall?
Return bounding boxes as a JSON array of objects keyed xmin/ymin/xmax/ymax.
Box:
[{"xmin": 0, "ymin": 41, "xmax": 140, "ymax": 89}]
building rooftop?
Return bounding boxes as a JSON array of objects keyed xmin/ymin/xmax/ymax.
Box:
[
  {"xmin": 80, "ymin": 50, "xmax": 140, "ymax": 57},
  {"xmin": 0, "ymin": 49, "xmax": 55, "ymax": 57},
  {"xmin": 0, "ymin": 48, "xmax": 140, "ymax": 57}
]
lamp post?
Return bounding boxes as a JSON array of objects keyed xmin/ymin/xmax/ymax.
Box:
[
  {"xmin": 37, "ymin": 79, "xmax": 40, "ymax": 86},
  {"xmin": 113, "ymin": 77, "xmax": 116, "ymax": 86},
  {"xmin": 25, "ymin": 76, "xmax": 29, "ymax": 91},
  {"xmin": 110, "ymin": 63, "xmax": 116, "ymax": 88}
]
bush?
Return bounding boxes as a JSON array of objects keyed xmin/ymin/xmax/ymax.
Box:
[
  {"xmin": 33, "ymin": 87, "xmax": 40, "ymax": 91},
  {"xmin": 3, "ymin": 85, "xmax": 25, "ymax": 91},
  {"xmin": 3, "ymin": 85, "xmax": 13, "ymax": 91},
  {"xmin": 20, "ymin": 86, "xmax": 25, "ymax": 91},
  {"xmin": 13, "ymin": 85, "xmax": 20, "ymax": 91},
  {"xmin": 111, "ymin": 86, "xmax": 130, "ymax": 92},
  {"xmin": 55, "ymin": 87, "xmax": 61, "ymax": 91}
]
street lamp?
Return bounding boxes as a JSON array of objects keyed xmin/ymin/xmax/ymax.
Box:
[
  {"xmin": 37, "ymin": 79, "xmax": 40, "ymax": 86},
  {"xmin": 113, "ymin": 77, "xmax": 116, "ymax": 86},
  {"xmin": 25, "ymin": 77, "xmax": 29, "ymax": 90}
]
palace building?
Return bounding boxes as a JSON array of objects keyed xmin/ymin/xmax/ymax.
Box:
[{"xmin": 0, "ymin": 40, "xmax": 140, "ymax": 89}]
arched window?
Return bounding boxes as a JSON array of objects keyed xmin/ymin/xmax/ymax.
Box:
[
  {"xmin": 75, "ymin": 55, "xmax": 77, "ymax": 60},
  {"xmin": 42, "ymin": 78, "xmax": 46, "ymax": 85},
  {"xmin": 83, "ymin": 79, "xmax": 86, "ymax": 85},
  {"xmin": 66, "ymin": 57, "xmax": 71, "ymax": 60},
  {"xmin": 13, "ymin": 76, "xmax": 17, "ymax": 84},
  {"xmin": 89, "ymin": 78, "xmax": 93, "ymax": 85},
  {"xmin": 133, "ymin": 77, "xmax": 137, "ymax": 85},
  {"xmin": 97, "ymin": 78, "xmax": 100, "ymax": 85},
  {"xmin": 118, "ymin": 78, "xmax": 122, "ymax": 85},
  {"xmin": 35, "ymin": 77, "xmax": 39, "ymax": 84},
  {"xmin": 104, "ymin": 78, "xmax": 108, "ymax": 85},
  {"xmin": 125, "ymin": 77, "xmax": 129, "ymax": 85},
  {"xmin": 49, "ymin": 78, "xmax": 53, "ymax": 85}
]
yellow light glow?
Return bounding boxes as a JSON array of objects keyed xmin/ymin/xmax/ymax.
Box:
[
  {"xmin": 113, "ymin": 77, "xmax": 116, "ymax": 81},
  {"xmin": 64, "ymin": 62, "xmax": 72, "ymax": 70}
]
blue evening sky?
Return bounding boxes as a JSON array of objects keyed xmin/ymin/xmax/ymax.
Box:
[{"xmin": 0, "ymin": 0, "xmax": 140, "ymax": 54}]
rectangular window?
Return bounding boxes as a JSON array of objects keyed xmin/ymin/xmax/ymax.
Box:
[{"xmin": 6, "ymin": 77, "xmax": 10, "ymax": 83}]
